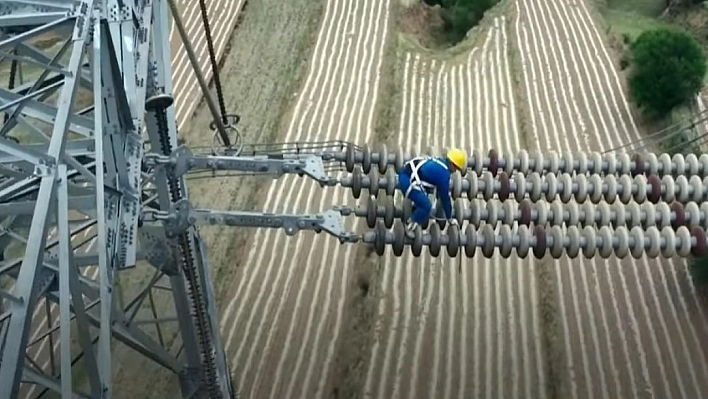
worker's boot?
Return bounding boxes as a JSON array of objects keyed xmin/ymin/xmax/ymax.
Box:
[{"xmin": 405, "ymin": 219, "xmax": 419, "ymax": 239}]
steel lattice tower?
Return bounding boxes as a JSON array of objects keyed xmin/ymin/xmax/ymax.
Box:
[
  {"xmin": 0, "ymin": 1, "xmax": 234, "ymax": 398},
  {"xmin": 4, "ymin": 0, "xmax": 708, "ymax": 398}
]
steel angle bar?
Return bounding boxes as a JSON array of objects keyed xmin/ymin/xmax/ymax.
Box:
[
  {"xmin": 32, "ymin": 333, "xmax": 101, "ymax": 399},
  {"xmin": 0, "ymin": 48, "xmax": 66, "ymax": 74},
  {"xmin": 0, "ymin": 169, "xmax": 57, "ymax": 397},
  {"xmin": 64, "ymin": 259, "xmax": 102, "ymax": 397},
  {"xmin": 124, "ymin": 270, "xmax": 164, "ymax": 322},
  {"xmin": 0, "ymin": 12, "xmax": 69, "ymax": 28},
  {"xmin": 0, "ymin": 165, "xmax": 91, "ymax": 203},
  {"xmin": 91, "ymin": 12, "xmax": 116, "ymax": 397},
  {"xmin": 61, "ymin": 154, "xmax": 96, "ymax": 183},
  {"xmin": 0, "ymin": 139, "xmax": 96, "ymax": 164},
  {"xmin": 0, "ymin": 164, "xmax": 32, "ymax": 180},
  {"xmin": 0, "ymin": 135, "xmax": 54, "ymax": 167},
  {"xmin": 0, "ymin": 176, "xmax": 44, "ymax": 202},
  {"xmin": 0, "ymin": 79, "xmax": 63, "ymax": 114},
  {"xmin": 0, "ymin": 287, "xmax": 22, "ymax": 304},
  {"xmin": 0, "ymin": 195, "xmax": 96, "ymax": 216},
  {"xmin": 0, "ymin": 1, "xmax": 92, "ymax": 392},
  {"xmin": 26, "ymin": 298, "xmax": 98, "ymax": 347},
  {"xmin": 132, "ymin": 316, "xmax": 179, "ymax": 325},
  {"xmin": 94, "ymin": 13, "xmax": 143, "ymax": 270},
  {"xmin": 7, "ymin": 71, "xmax": 65, "ymax": 97},
  {"xmin": 14, "ymin": 41, "xmax": 94, "ymax": 90},
  {"xmin": 0, "ymin": 223, "xmax": 96, "ymax": 274},
  {"xmin": 1, "ymin": 225, "xmax": 29, "ymax": 246},
  {"xmin": 2, "ymin": 0, "xmax": 75, "ymax": 11},
  {"xmin": 0, "ymin": 15, "xmax": 74, "ymax": 50},
  {"xmin": 132, "ymin": 0, "xmax": 155, "ymax": 117},
  {"xmin": 21, "ymin": 367, "xmax": 92, "ymax": 399},
  {"xmin": 0, "ymin": 88, "xmax": 94, "ymax": 137},
  {"xmin": 115, "ymin": 0, "xmax": 153, "ymax": 270},
  {"xmin": 0, "ymin": 32, "xmax": 92, "ymax": 138},
  {"xmin": 25, "ymin": 351, "xmax": 43, "ymax": 373},
  {"xmin": 39, "ymin": 260, "xmax": 101, "ymax": 296},
  {"xmin": 40, "ymin": 282, "xmax": 182, "ymax": 373},
  {"xmin": 145, "ymin": 1, "xmax": 228, "ymax": 396},
  {"xmin": 56, "ymin": 164, "xmax": 73, "ymax": 397},
  {"xmin": 44, "ymin": 252, "xmax": 147, "ymax": 268}
]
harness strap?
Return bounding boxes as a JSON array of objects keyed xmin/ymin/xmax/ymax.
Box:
[{"xmin": 403, "ymin": 156, "xmax": 448, "ymax": 199}]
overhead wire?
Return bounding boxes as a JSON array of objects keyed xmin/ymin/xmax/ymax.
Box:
[
  {"xmin": 197, "ymin": 0, "xmax": 228, "ymax": 126},
  {"xmin": 603, "ymin": 108, "xmax": 708, "ymax": 154}
]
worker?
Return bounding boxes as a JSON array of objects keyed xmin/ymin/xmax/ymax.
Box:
[{"xmin": 397, "ymin": 148, "xmax": 467, "ymax": 238}]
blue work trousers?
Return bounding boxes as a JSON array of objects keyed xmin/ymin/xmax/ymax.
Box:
[{"xmin": 398, "ymin": 171, "xmax": 431, "ymax": 225}]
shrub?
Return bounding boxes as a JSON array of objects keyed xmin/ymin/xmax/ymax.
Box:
[
  {"xmin": 425, "ymin": 0, "xmax": 498, "ymax": 43},
  {"xmin": 690, "ymin": 256, "xmax": 708, "ymax": 287},
  {"xmin": 627, "ymin": 28, "xmax": 707, "ymax": 118}
]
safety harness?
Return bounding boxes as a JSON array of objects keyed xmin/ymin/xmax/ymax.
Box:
[{"xmin": 402, "ymin": 156, "xmax": 448, "ymax": 199}]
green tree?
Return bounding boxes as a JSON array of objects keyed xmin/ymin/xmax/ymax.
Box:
[
  {"xmin": 628, "ymin": 28, "xmax": 706, "ymax": 118},
  {"xmin": 690, "ymin": 255, "xmax": 708, "ymax": 288}
]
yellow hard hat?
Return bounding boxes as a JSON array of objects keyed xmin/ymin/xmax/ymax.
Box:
[{"xmin": 446, "ymin": 148, "xmax": 467, "ymax": 171}]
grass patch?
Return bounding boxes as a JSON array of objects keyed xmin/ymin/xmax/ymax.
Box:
[
  {"xmin": 328, "ymin": 246, "xmax": 382, "ymax": 399},
  {"xmin": 603, "ymin": 8, "xmax": 675, "ymax": 40},
  {"xmin": 605, "ymin": 0, "xmax": 665, "ymax": 16},
  {"xmin": 659, "ymin": 104, "xmax": 706, "ymax": 154}
]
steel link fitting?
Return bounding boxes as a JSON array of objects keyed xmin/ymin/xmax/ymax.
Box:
[
  {"xmin": 364, "ymin": 221, "xmax": 707, "ymax": 259},
  {"xmin": 341, "ymin": 168, "xmax": 708, "ymax": 204},
  {"xmin": 353, "ymin": 197, "xmax": 708, "ymax": 231},
  {"xmin": 336, "ymin": 144, "xmax": 708, "ymax": 178}
]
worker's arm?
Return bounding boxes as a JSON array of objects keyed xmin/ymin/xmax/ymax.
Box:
[{"xmin": 434, "ymin": 168, "xmax": 453, "ymax": 220}]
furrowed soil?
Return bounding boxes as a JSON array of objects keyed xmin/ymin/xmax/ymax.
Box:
[
  {"xmin": 111, "ymin": 0, "xmax": 323, "ymax": 397},
  {"xmin": 326, "ymin": 3, "xmax": 401, "ymax": 398},
  {"xmin": 178, "ymin": 0, "xmax": 322, "ymax": 296}
]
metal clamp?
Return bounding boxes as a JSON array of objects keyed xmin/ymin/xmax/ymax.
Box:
[{"xmin": 211, "ymin": 114, "xmax": 243, "ymax": 156}]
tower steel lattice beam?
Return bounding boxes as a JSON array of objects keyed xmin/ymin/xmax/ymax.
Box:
[{"xmin": 0, "ymin": 1, "xmax": 235, "ymax": 398}]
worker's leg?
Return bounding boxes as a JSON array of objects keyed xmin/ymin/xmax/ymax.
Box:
[
  {"xmin": 407, "ymin": 189, "xmax": 431, "ymax": 225},
  {"xmin": 398, "ymin": 171, "xmax": 425, "ymax": 237}
]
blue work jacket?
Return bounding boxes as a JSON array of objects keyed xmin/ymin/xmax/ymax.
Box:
[{"xmin": 402, "ymin": 157, "xmax": 453, "ymax": 219}]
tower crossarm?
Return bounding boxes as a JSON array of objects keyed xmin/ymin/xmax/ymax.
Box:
[
  {"xmin": 143, "ymin": 145, "xmax": 336, "ymax": 185},
  {"xmin": 141, "ymin": 198, "xmax": 360, "ymax": 243}
]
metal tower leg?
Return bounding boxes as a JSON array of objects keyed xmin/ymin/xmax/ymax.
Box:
[
  {"xmin": 0, "ymin": 1, "xmax": 94, "ymax": 396},
  {"xmin": 0, "ymin": 0, "xmax": 235, "ymax": 398}
]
